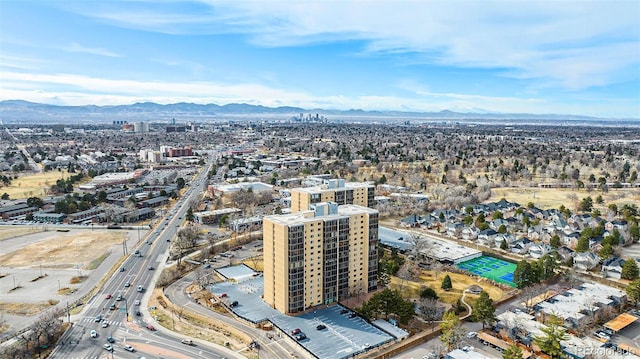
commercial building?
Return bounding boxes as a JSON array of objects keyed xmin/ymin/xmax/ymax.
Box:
[
  {"xmin": 263, "ymin": 202, "xmax": 378, "ymax": 315},
  {"xmin": 290, "ymin": 179, "xmax": 374, "ymax": 213}
]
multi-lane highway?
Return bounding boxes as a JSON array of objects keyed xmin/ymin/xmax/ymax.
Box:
[{"xmin": 49, "ymin": 159, "xmax": 240, "ymax": 358}]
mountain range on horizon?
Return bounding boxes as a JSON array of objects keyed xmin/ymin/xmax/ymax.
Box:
[{"xmin": 0, "ymin": 99, "xmax": 636, "ymax": 125}]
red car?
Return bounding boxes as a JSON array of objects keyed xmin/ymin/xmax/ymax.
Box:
[
  {"xmin": 290, "ymin": 328, "xmax": 301, "ymax": 335},
  {"xmin": 146, "ymin": 325, "xmax": 156, "ymax": 331},
  {"xmin": 105, "ymin": 294, "xmax": 112, "ymax": 299}
]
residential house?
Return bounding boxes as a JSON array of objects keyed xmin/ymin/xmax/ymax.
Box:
[
  {"xmin": 494, "ymin": 233, "xmax": 516, "ymax": 248},
  {"xmin": 528, "ymin": 243, "xmax": 551, "ymax": 259},
  {"xmin": 601, "ymin": 257, "xmax": 625, "ymax": 279},
  {"xmin": 511, "ymin": 237, "xmax": 533, "ymax": 255},
  {"xmin": 477, "ymin": 228, "xmax": 498, "ymax": 246},
  {"xmin": 563, "ymin": 231, "xmax": 581, "ymax": 249},
  {"xmin": 447, "ymin": 222, "xmax": 464, "ymax": 238},
  {"xmin": 573, "ymin": 252, "xmax": 600, "ymax": 271},
  {"xmin": 461, "ymin": 226, "xmax": 479, "ymax": 241}
]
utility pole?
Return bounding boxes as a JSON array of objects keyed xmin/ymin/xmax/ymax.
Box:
[{"xmin": 66, "ymin": 302, "xmax": 71, "ymax": 323}]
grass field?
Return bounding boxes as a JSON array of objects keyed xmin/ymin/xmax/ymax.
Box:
[
  {"xmin": 488, "ymin": 187, "xmax": 640, "ymax": 210},
  {"xmin": 390, "ymin": 269, "xmax": 505, "ymax": 305},
  {"xmin": 0, "ymin": 170, "xmax": 71, "ymax": 199}
]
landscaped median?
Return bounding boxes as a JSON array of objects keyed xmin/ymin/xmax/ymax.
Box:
[{"xmin": 149, "ymin": 288, "xmax": 256, "ymax": 356}]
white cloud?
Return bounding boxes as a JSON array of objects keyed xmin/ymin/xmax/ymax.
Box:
[
  {"xmin": 64, "ymin": 42, "xmax": 121, "ymax": 57},
  {"xmin": 73, "ymin": 1, "xmax": 639, "ymax": 90}
]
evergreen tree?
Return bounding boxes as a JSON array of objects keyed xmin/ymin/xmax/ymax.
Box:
[
  {"xmin": 513, "ymin": 260, "xmax": 538, "ymax": 289},
  {"xmin": 473, "ymin": 292, "xmax": 496, "ymax": 329},
  {"xmin": 622, "ymin": 259, "xmax": 640, "ymax": 280},
  {"xmin": 599, "ymin": 243, "xmax": 614, "ymax": 259},
  {"xmin": 503, "ymin": 344, "xmax": 523, "ymax": 359},
  {"xmin": 626, "ymin": 279, "xmax": 640, "ymax": 306},
  {"xmin": 186, "ymin": 207, "xmax": 194, "ymax": 222},
  {"xmin": 441, "ymin": 275, "xmax": 453, "ymax": 291},
  {"xmin": 575, "ymin": 236, "xmax": 590, "ymax": 252},
  {"xmin": 420, "ymin": 286, "xmax": 439, "ymax": 300},
  {"xmin": 500, "ymin": 238, "xmax": 508, "ymax": 250},
  {"xmin": 550, "ymin": 235, "xmax": 561, "ymax": 249},
  {"xmin": 533, "ymin": 316, "xmax": 568, "ymax": 358}
]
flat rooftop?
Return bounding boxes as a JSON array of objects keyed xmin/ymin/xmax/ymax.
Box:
[
  {"xmin": 264, "ymin": 204, "xmax": 378, "ymax": 226},
  {"xmin": 537, "ymin": 282, "xmax": 625, "ymax": 323},
  {"xmin": 293, "ymin": 181, "xmax": 373, "ymax": 194},
  {"xmin": 379, "ymin": 226, "xmax": 415, "ymax": 251},
  {"xmin": 208, "ymin": 266, "xmax": 398, "ymax": 359},
  {"xmin": 418, "ymin": 234, "xmax": 482, "ymax": 264}
]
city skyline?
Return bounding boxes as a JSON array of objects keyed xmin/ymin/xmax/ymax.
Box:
[{"xmin": 1, "ymin": 0, "xmax": 639, "ymax": 118}]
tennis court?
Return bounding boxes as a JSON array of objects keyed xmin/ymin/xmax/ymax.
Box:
[{"xmin": 457, "ymin": 256, "xmax": 517, "ymax": 287}]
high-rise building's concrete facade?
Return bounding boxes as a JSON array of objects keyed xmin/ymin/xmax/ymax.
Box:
[
  {"xmin": 290, "ymin": 179, "xmax": 375, "ymax": 213},
  {"xmin": 263, "ymin": 203, "xmax": 378, "ymax": 315}
]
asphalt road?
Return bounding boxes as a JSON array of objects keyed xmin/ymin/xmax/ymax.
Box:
[
  {"xmin": 166, "ymin": 270, "xmax": 308, "ymax": 359},
  {"xmin": 48, "ymin": 159, "xmax": 241, "ymax": 359}
]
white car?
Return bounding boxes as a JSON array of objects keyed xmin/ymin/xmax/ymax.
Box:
[
  {"xmin": 124, "ymin": 344, "xmax": 135, "ymax": 352},
  {"xmin": 103, "ymin": 343, "xmax": 113, "ymax": 351},
  {"xmin": 101, "ymin": 320, "xmax": 108, "ymax": 328},
  {"xmin": 90, "ymin": 330, "xmax": 97, "ymax": 338},
  {"xmin": 134, "ymin": 299, "xmax": 141, "ymax": 306},
  {"xmin": 466, "ymin": 331, "xmax": 478, "ymax": 339}
]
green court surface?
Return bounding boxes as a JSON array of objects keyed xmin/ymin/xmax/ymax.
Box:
[{"xmin": 457, "ymin": 256, "xmax": 517, "ymax": 287}]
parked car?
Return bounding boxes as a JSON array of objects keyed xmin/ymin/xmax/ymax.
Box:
[
  {"xmin": 290, "ymin": 328, "xmax": 301, "ymax": 335},
  {"xmin": 230, "ymin": 300, "xmax": 239, "ymax": 307},
  {"xmin": 316, "ymin": 324, "xmax": 326, "ymax": 330},
  {"xmin": 466, "ymin": 331, "xmax": 478, "ymax": 339},
  {"xmin": 294, "ymin": 333, "xmax": 307, "ymax": 341}
]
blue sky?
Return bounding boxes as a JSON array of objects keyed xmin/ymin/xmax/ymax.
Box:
[{"xmin": 1, "ymin": 0, "xmax": 639, "ymax": 118}]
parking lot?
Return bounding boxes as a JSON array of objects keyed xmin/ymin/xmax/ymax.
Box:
[{"xmin": 209, "ymin": 265, "xmax": 402, "ymax": 359}]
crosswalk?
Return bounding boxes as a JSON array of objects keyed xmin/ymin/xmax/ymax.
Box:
[{"xmin": 81, "ymin": 318, "xmax": 122, "ymax": 327}]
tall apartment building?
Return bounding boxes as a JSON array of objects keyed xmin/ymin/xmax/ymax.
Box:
[
  {"xmin": 290, "ymin": 179, "xmax": 375, "ymax": 213},
  {"xmin": 263, "ymin": 202, "xmax": 378, "ymax": 315}
]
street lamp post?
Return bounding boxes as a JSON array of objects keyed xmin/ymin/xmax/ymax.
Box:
[{"xmin": 123, "ymin": 297, "xmax": 129, "ymax": 322}]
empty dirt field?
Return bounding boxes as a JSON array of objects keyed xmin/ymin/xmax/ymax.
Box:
[
  {"xmin": 488, "ymin": 187, "xmax": 640, "ymax": 210},
  {"xmin": 0, "ymin": 226, "xmax": 43, "ymax": 241},
  {"xmin": 0, "ymin": 169, "xmax": 72, "ymax": 199},
  {"xmin": 0, "ymin": 230, "xmax": 127, "ymax": 269}
]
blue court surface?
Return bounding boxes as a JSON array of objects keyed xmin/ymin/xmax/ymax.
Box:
[
  {"xmin": 208, "ymin": 266, "xmax": 404, "ymax": 359},
  {"xmin": 457, "ymin": 255, "xmax": 517, "ymax": 287}
]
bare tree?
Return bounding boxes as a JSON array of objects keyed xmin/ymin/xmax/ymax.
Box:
[
  {"xmin": 418, "ymin": 297, "xmax": 443, "ymax": 329},
  {"xmin": 174, "ymin": 226, "xmax": 200, "ymax": 266}
]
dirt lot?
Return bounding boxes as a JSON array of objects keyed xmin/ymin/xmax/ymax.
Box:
[
  {"xmin": 0, "ymin": 169, "xmax": 73, "ymax": 199},
  {"xmin": 0, "ymin": 226, "xmax": 43, "ymax": 241},
  {"xmin": 488, "ymin": 187, "xmax": 640, "ymax": 210},
  {"xmin": 0, "ymin": 230, "xmax": 126, "ymax": 269}
]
